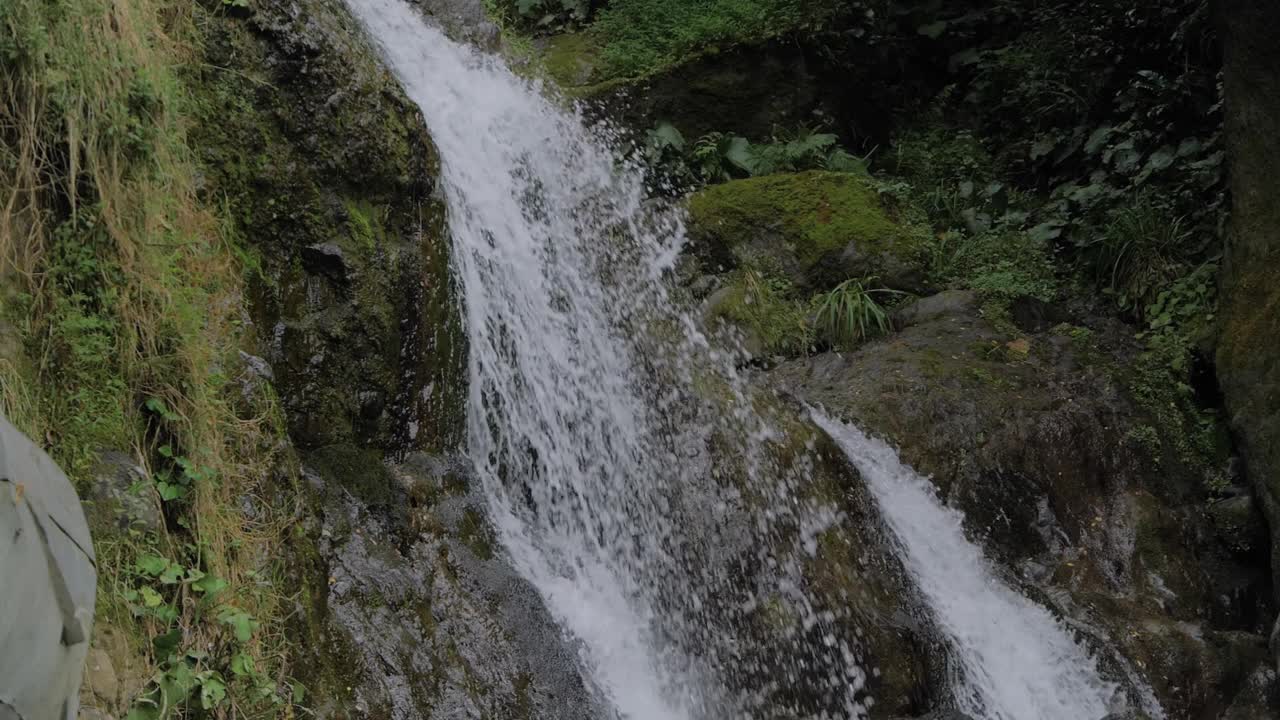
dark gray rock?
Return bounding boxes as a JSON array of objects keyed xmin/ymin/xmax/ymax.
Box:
[
  {"xmin": 301, "ymin": 243, "xmax": 350, "ymax": 283},
  {"xmin": 409, "ymin": 0, "xmax": 499, "ymax": 48},
  {"xmin": 82, "ymin": 451, "xmax": 160, "ymax": 533},
  {"xmin": 296, "ymin": 451, "xmax": 597, "ymax": 720},
  {"xmin": 1210, "ymin": 493, "xmax": 1270, "ymax": 557},
  {"xmin": 891, "ymin": 290, "xmax": 977, "ymax": 329}
]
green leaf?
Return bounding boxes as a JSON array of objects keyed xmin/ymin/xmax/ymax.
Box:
[
  {"xmin": 1027, "ymin": 221, "xmax": 1065, "ymax": 243},
  {"xmin": 1084, "ymin": 127, "xmax": 1113, "ymax": 155},
  {"xmin": 649, "ymin": 122, "xmax": 685, "ymax": 152},
  {"xmin": 152, "ymin": 628, "xmax": 183, "ymax": 655},
  {"xmin": 159, "ymin": 562, "xmax": 184, "ymax": 585},
  {"xmin": 158, "ymin": 482, "xmax": 186, "ymax": 501},
  {"xmin": 1030, "ymin": 137, "xmax": 1057, "ymax": 160},
  {"xmin": 218, "ymin": 607, "xmax": 258, "ymax": 643},
  {"xmin": 200, "ymin": 675, "xmax": 227, "ymax": 710},
  {"xmin": 291, "ymin": 679, "xmax": 307, "ymax": 704},
  {"xmin": 193, "ymin": 574, "xmax": 228, "ymax": 597},
  {"xmin": 136, "ymin": 554, "xmax": 168, "ymax": 576},
  {"xmin": 231, "ymin": 652, "xmax": 256, "ymax": 677},
  {"xmin": 723, "ymin": 136, "xmax": 755, "ymax": 174},
  {"xmin": 141, "ymin": 586, "xmax": 164, "ymax": 608}
]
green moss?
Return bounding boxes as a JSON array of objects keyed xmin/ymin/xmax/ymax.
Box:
[
  {"xmin": 688, "ymin": 171, "xmax": 920, "ymax": 274},
  {"xmin": 307, "ymin": 445, "xmax": 396, "ymax": 506},
  {"xmin": 542, "ymin": 31, "xmax": 604, "ymax": 86},
  {"xmin": 706, "ymin": 270, "xmax": 811, "ymax": 356},
  {"xmin": 1124, "ymin": 335, "xmax": 1229, "ymax": 487},
  {"xmin": 590, "ymin": 0, "xmax": 832, "ymax": 79},
  {"xmin": 457, "ymin": 507, "xmax": 496, "ymax": 561},
  {"xmin": 344, "ymin": 199, "xmax": 389, "ymax": 253}
]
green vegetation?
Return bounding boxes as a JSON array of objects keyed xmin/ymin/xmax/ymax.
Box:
[
  {"xmin": 1, "ymin": 0, "xmax": 296, "ymax": 715},
  {"xmin": 687, "ymin": 171, "xmax": 916, "ymax": 273},
  {"xmin": 813, "ymin": 278, "xmax": 905, "ymax": 350},
  {"xmin": 706, "ymin": 269, "xmax": 811, "ymax": 356}
]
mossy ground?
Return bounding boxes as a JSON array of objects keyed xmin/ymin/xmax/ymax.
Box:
[{"xmin": 688, "ymin": 171, "xmax": 920, "ymax": 274}]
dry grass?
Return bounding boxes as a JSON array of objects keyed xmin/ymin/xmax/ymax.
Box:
[{"xmin": 1, "ymin": 0, "xmax": 297, "ymax": 714}]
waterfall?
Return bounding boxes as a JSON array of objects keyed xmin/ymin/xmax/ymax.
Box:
[
  {"xmin": 811, "ymin": 410, "xmax": 1147, "ymax": 720},
  {"xmin": 343, "ymin": 1, "xmax": 1149, "ymax": 718},
  {"xmin": 344, "ymin": 1, "xmax": 866, "ymax": 718}
]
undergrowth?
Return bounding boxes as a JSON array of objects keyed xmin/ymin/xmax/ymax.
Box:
[{"xmin": 1, "ymin": 0, "xmax": 297, "ymax": 715}]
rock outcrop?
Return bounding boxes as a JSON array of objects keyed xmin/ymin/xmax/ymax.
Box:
[
  {"xmin": 767, "ymin": 293, "xmax": 1277, "ymax": 716},
  {"xmin": 1217, "ymin": 0, "xmax": 1280, "ymax": 639}
]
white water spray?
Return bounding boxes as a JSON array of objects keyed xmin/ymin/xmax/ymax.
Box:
[
  {"xmin": 344, "ymin": 2, "xmax": 867, "ymax": 718},
  {"xmin": 812, "ymin": 410, "xmax": 1134, "ymax": 720},
  {"xmin": 344, "ymin": 1, "xmax": 1153, "ymax": 718}
]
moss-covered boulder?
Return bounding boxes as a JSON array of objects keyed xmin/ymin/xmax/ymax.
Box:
[
  {"xmin": 687, "ymin": 171, "xmax": 930, "ymax": 292},
  {"xmin": 569, "ymin": 39, "xmax": 838, "ymax": 140}
]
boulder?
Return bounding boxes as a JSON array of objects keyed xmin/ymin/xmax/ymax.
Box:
[
  {"xmin": 686, "ymin": 171, "xmax": 930, "ymax": 293},
  {"xmin": 766, "ymin": 294, "xmax": 1275, "ymax": 715},
  {"xmin": 82, "ymin": 451, "xmax": 160, "ymax": 534}
]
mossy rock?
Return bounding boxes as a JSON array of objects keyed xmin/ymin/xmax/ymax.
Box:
[
  {"xmin": 541, "ymin": 31, "xmax": 605, "ymax": 87},
  {"xmin": 687, "ymin": 171, "xmax": 930, "ymax": 292},
  {"xmin": 189, "ymin": 0, "xmax": 466, "ymax": 455}
]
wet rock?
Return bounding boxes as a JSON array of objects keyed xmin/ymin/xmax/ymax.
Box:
[
  {"xmin": 1009, "ymin": 295, "xmax": 1065, "ymax": 333},
  {"xmin": 892, "ymin": 290, "xmax": 977, "ymax": 328},
  {"xmin": 695, "ymin": 387, "xmax": 944, "ymax": 718},
  {"xmin": 1217, "ymin": 0, "xmax": 1280, "ymax": 612},
  {"xmin": 293, "ymin": 451, "xmax": 597, "ymax": 720},
  {"xmin": 409, "ymin": 0, "xmax": 499, "ymax": 48},
  {"xmin": 194, "ymin": 0, "xmax": 466, "ymax": 455},
  {"xmin": 1210, "ymin": 493, "xmax": 1270, "ymax": 557},
  {"xmin": 890, "ymin": 711, "xmax": 976, "ymax": 720},
  {"xmin": 1222, "ymin": 664, "xmax": 1279, "ymax": 718},
  {"xmin": 570, "ymin": 39, "xmax": 833, "ymax": 139},
  {"xmin": 82, "ymin": 451, "xmax": 160, "ymax": 533},
  {"xmin": 767, "ymin": 298, "xmax": 1275, "ymax": 715},
  {"xmin": 301, "ymin": 243, "xmax": 350, "ymax": 283}
]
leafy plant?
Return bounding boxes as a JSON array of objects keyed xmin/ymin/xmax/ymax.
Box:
[
  {"xmin": 692, "ymin": 132, "xmax": 754, "ymax": 182},
  {"xmin": 687, "ymin": 127, "xmax": 865, "ymax": 184},
  {"xmin": 813, "ymin": 278, "xmax": 906, "ymax": 348},
  {"xmin": 500, "ymin": 0, "xmax": 592, "ymax": 28},
  {"xmin": 1089, "ymin": 200, "xmax": 1190, "ymax": 315}
]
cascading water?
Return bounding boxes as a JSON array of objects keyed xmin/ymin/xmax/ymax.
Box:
[
  {"xmin": 344, "ymin": 2, "xmax": 866, "ymax": 718},
  {"xmin": 344, "ymin": 2, "xmax": 1149, "ymax": 718},
  {"xmin": 811, "ymin": 410, "xmax": 1156, "ymax": 720}
]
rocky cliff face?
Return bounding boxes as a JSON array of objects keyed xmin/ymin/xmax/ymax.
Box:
[
  {"xmin": 183, "ymin": 1, "xmax": 595, "ymax": 717},
  {"xmin": 1217, "ymin": 0, "xmax": 1280, "ymax": 656}
]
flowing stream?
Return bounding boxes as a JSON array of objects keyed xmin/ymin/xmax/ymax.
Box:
[
  {"xmin": 810, "ymin": 411, "xmax": 1131, "ymax": 720},
  {"xmin": 345, "ymin": 2, "xmax": 1144, "ymax": 718}
]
